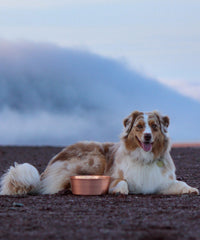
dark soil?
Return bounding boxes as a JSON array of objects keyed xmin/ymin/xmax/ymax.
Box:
[{"xmin": 0, "ymin": 146, "xmax": 200, "ymax": 240}]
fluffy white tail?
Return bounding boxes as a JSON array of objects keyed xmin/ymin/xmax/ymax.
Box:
[{"xmin": 0, "ymin": 163, "xmax": 40, "ymax": 195}]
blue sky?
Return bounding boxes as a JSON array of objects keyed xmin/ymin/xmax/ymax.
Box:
[
  {"xmin": 0, "ymin": 0, "xmax": 200, "ymax": 145},
  {"xmin": 0, "ymin": 0, "xmax": 200, "ymax": 103}
]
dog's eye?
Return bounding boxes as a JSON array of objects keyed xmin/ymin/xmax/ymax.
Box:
[
  {"xmin": 137, "ymin": 124, "xmax": 143, "ymax": 129},
  {"xmin": 151, "ymin": 124, "xmax": 158, "ymax": 130}
]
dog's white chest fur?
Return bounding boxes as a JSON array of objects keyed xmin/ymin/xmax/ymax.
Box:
[
  {"xmin": 126, "ymin": 161, "xmax": 165, "ymax": 194},
  {"xmin": 116, "ymin": 147, "xmax": 169, "ymax": 194}
]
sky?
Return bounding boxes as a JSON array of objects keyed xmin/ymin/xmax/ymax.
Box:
[
  {"xmin": 0, "ymin": 0, "xmax": 200, "ymax": 145},
  {"xmin": 0, "ymin": 0, "xmax": 200, "ymax": 102}
]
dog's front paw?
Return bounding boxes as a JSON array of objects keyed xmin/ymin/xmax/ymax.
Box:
[
  {"xmin": 162, "ymin": 181, "xmax": 199, "ymax": 195},
  {"xmin": 109, "ymin": 180, "xmax": 129, "ymax": 195}
]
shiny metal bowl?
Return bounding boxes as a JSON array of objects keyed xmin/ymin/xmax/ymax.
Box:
[{"xmin": 70, "ymin": 175, "xmax": 111, "ymax": 195}]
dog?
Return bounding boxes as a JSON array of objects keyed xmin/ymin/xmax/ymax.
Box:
[{"xmin": 0, "ymin": 110, "xmax": 198, "ymax": 195}]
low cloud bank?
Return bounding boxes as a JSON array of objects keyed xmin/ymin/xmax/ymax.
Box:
[{"xmin": 0, "ymin": 41, "xmax": 199, "ymax": 145}]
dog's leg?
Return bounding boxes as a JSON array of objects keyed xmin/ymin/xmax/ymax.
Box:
[
  {"xmin": 161, "ymin": 180, "xmax": 199, "ymax": 195},
  {"xmin": 39, "ymin": 161, "xmax": 71, "ymax": 194},
  {"xmin": 109, "ymin": 179, "xmax": 129, "ymax": 195}
]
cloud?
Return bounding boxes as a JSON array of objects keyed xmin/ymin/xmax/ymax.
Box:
[
  {"xmin": 158, "ymin": 78, "xmax": 200, "ymax": 102},
  {"xmin": 0, "ymin": 41, "xmax": 126, "ymax": 113},
  {"xmin": 0, "ymin": 40, "xmax": 200, "ymax": 145},
  {"xmin": 0, "ymin": 108, "xmax": 119, "ymax": 145}
]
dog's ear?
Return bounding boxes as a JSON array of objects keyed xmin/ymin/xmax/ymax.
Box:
[
  {"xmin": 154, "ymin": 111, "xmax": 170, "ymax": 133},
  {"xmin": 162, "ymin": 116, "xmax": 170, "ymax": 128},
  {"xmin": 123, "ymin": 111, "xmax": 143, "ymax": 136},
  {"xmin": 161, "ymin": 116, "xmax": 170, "ymax": 133}
]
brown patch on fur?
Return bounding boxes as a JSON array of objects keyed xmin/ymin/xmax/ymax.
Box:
[
  {"xmin": 162, "ymin": 116, "xmax": 170, "ymax": 128},
  {"xmin": 8, "ymin": 180, "xmax": 34, "ymax": 194},
  {"xmin": 109, "ymin": 170, "xmax": 125, "ymax": 190},
  {"xmin": 123, "ymin": 130, "xmax": 140, "ymax": 151},
  {"xmin": 96, "ymin": 158, "xmax": 106, "ymax": 175},
  {"xmin": 50, "ymin": 149, "xmax": 72, "ymax": 163},
  {"xmin": 50, "ymin": 142, "xmax": 105, "ymax": 165},
  {"xmin": 89, "ymin": 158, "xmax": 94, "ymax": 166},
  {"xmin": 151, "ymin": 113, "xmax": 170, "ymax": 158},
  {"xmin": 124, "ymin": 141, "xmax": 138, "ymax": 152},
  {"xmin": 41, "ymin": 142, "xmax": 109, "ymax": 184},
  {"xmin": 122, "ymin": 111, "xmax": 144, "ymax": 151},
  {"xmin": 152, "ymin": 111, "xmax": 170, "ymax": 132},
  {"xmin": 75, "ymin": 165, "xmax": 84, "ymax": 175},
  {"xmin": 102, "ymin": 143, "xmax": 118, "ymax": 174},
  {"xmin": 75, "ymin": 157, "xmax": 106, "ymax": 176},
  {"xmin": 152, "ymin": 136, "xmax": 169, "ymax": 159},
  {"xmin": 88, "ymin": 156, "xmax": 107, "ymax": 175},
  {"xmin": 123, "ymin": 111, "xmax": 143, "ymax": 128},
  {"xmin": 110, "ymin": 179, "xmax": 123, "ymax": 189},
  {"xmin": 40, "ymin": 171, "xmax": 46, "ymax": 181},
  {"xmin": 7, "ymin": 181, "xmax": 15, "ymax": 194},
  {"xmin": 118, "ymin": 169, "xmax": 124, "ymax": 179},
  {"xmin": 61, "ymin": 181, "xmax": 70, "ymax": 190}
]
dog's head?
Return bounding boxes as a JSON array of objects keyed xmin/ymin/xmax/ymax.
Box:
[{"xmin": 122, "ymin": 110, "xmax": 170, "ymax": 157}]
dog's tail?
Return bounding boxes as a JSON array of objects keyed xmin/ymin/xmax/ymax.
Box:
[{"xmin": 0, "ymin": 163, "xmax": 40, "ymax": 195}]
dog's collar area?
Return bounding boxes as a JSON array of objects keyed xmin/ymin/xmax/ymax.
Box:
[{"xmin": 156, "ymin": 159, "xmax": 164, "ymax": 168}]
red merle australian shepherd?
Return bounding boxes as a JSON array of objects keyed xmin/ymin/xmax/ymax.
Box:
[{"xmin": 0, "ymin": 110, "xmax": 198, "ymax": 195}]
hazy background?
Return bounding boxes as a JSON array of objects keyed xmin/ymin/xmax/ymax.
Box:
[{"xmin": 0, "ymin": 0, "xmax": 200, "ymax": 145}]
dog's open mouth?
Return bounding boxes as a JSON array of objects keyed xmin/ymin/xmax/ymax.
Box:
[
  {"xmin": 136, "ymin": 137, "xmax": 153, "ymax": 152},
  {"xmin": 140, "ymin": 142, "xmax": 153, "ymax": 152}
]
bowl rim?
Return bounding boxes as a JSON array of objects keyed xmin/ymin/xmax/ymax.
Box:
[{"xmin": 70, "ymin": 175, "xmax": 110, "ymax": 180}]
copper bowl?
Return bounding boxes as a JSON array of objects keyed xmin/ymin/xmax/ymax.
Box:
[{"xmin": 70, "ymin": 175, "xmax": 111, "ymax": 195}]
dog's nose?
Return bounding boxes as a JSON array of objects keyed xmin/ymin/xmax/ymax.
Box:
[{"xmin": 144, "ymin": 133, "xmax": 152, "ymax": 142}]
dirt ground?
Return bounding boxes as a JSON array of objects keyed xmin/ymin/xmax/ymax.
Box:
[{"xmin": 0, "ymin": 146, "xmax": 200, "ymax": 240}]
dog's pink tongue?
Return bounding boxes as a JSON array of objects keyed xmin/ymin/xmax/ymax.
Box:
[{"xmin": 141, "ymin": 143, "xmax": 152, "ymax": 152}]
